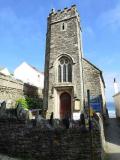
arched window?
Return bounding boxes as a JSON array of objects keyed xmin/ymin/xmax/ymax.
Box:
[
  {"xmin": 58, "ymin": 57, "xmax": 72, "ymax": 82},
  {"xmin": 68, "ymin": 63, "xmax": 72, "ymax": 82},
  {"xmin": 58, "ymin": 65, "xmax": 61, "ymax": 82},
  {"xmin": 63, "ymin": 64, "xmax": 65, "ymax": 81}
]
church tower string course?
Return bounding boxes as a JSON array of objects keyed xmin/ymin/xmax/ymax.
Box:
[{"xmin": 43, "ymin": 5, "xmax": 106, "ymax": 119}]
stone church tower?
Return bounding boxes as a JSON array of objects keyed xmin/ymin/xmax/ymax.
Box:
[
  {"xmin": 44, "ymin": 5, "xmax": 84, "ymax": 119},
  {"xmin": 43, "ymin": 5, "xmax": 106, "ymax": 119}
]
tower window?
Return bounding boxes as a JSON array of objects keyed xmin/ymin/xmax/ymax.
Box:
[
  {"xmin": 61, "ymin": 23, "xmax": 67, "ymax": 31},
  {"xmin": 58, "ymin": 57, "xmax": 72, "ymax": 82},
  {"xmin": 62, "ymin": 23, "xmax": 65, "ymax": 30}
]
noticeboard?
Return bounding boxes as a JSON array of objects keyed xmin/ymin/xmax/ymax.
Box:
[
  {"xmin": 90, "ymin": 103, "xmax": 101, "ymax": 112},
  {"xmin": 90, "ymin": 96, "xmax": 101, "ymax": 112}
]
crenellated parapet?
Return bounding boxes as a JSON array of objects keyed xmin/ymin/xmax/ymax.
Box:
[{"xmin": 48, "ymin": 5, "xmax": 80, "ymax": 24}]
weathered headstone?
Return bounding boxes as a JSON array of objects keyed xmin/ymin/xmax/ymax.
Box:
[
  {"xmin": 0, "ymin": 101, "xmax": 6, "ymax": 118},
  {"xmin": 16, "ymin": 103, "xmax": 29, "ymax": 121},
  {"xmin": 36, "ymin": 115, "xmax": 52, "ymax": 129},
  {"xmin": 49, "ymin": 112, "xmax": 54, "ymax": 126}
]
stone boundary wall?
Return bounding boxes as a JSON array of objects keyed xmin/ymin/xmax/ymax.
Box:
[
  {"xmin": 0, "ymin": 73, "xmax": 43, "ymax": 106},
  {"xmin": 97, "ymin": 113, "xmax": 106, "ymax": 160},
  {"xmin": 0, "ymin": 119, "xmax": 102, "ymax": 160}
]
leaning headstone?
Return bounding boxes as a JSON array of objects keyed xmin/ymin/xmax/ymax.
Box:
[
  {"xmin": 19, "ymin": 109, "xmax": 29, "ymax": 120},
  {"xmin": 0, "ymin": 101, "xmax": 6, "ymax": 118},
  {"xmin": 16, "ymin": 103, "xmax": 23, "ymax": 118},
  {"xmin": 6, "ymin": 108, "xmax": 17, "ymax": 119},
  {"xmin": 36, "ymin": 115, "xmax": 45, "ymax": 127},
  {"xmin": 53, "ymin": 119, "xmax": 61, "ymax": 128},
  {"xmin": 36, "ymin": 115, "xmax": 52, "ymax": 129},
  {"xmin": 49, "ymin": 112, "xmax": 54, "ymax": 126},
  {"xmin": 28, "ymin": 110, "xmax": 33, "ymax": 120},
  {"xmin": 16, "ymin": 103, "xmax": 29, "ymax": 121},
  {"xmin": 62, "ymin": 114, "xmax": 70, "ymax": 129},
  {"xmin": 6, "ymin": 100, "xmax": 12, "ymax": 109},
  {"xmin": 80, "ymin": 113, "xmax": 88, "ymax": 132}
]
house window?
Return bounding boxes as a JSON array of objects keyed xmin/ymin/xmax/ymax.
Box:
[{"xmin": 58, "ymin": 57, "xmax": 72, "ymax": 82}]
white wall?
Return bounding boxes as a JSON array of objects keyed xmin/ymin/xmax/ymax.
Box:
[
  {"xmin": 0, "ymin": 68, "xmax": 10, "ymax": 76},
  {"xmin": 14, "ymin": 62, "xmax": 44, "ymax": 89},
  {"xmin": 113, "ymin": 93, "xmax": 120, "ymax": 118}
]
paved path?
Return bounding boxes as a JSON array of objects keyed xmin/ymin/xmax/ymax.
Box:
[{"xmin": 105, "ymin": 118, "xmax": 120, "ymax": 160}]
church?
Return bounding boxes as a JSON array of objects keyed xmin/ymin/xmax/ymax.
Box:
[{"xmin": 43, "ymin": 5, "xmax": 106, "ymax": 119}]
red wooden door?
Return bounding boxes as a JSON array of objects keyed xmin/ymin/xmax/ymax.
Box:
[{"xmin": 60, "ymin": 92, "xmax": 71, "ymax": 119}]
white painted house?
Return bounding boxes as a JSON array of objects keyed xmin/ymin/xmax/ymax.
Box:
[
  {"xmin": 14, "ymin": 62, "xmax": 44, "ymax": 89},
  {"xmin": 0, "ymin": 67, "xmax": 11, "ymax": 76},
  {"xmin": 113, "ymin": 78, "xmax": 120, "ymax": 118}
]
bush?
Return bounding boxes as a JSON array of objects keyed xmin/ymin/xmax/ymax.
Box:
[
  {"xmin": 16, "ymin": 98, "xmax": 28, "ymax": 110},
  {"xmin": 26, "ymin": 97, "xmax": 43, "ymax": 109},
  {"xmin": 16, "ymin": 97, "xmax": 43, "ymax": 110}
]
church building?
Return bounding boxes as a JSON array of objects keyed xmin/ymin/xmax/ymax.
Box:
[{"xmin": 43, "ymin": 5, "xmax": 106, "ymax": 119}]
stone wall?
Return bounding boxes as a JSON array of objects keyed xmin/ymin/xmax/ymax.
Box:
[
  {"xmin": 0, "ymin": 73, "xmax": 43, "ymax": 107},
  {"xmin": 82, "ymin": 59, "xmax": 106, "ymax": 113},
  {"xmin": 0, "ymin": 119, "xmax": 102, "ymax": 160},
  {"xmin": 82, "ymin": 59, "xmax": 102, "ymax": 97}
]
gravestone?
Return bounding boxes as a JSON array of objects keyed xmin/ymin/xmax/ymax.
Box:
[
  {"xmin": 0, "ymin": 101, "xmax": 6, "ymax": 118},
  {"xmin": 16, "ymin": 103, "xmax": 29, "ymax": 121}
]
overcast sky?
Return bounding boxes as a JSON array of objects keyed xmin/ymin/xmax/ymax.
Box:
[{"xmin": 0, "ymin": 0, "xmax": 120, "ymax": 102}]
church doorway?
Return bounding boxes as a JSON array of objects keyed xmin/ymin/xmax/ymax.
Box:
[{"xmin": 60, "ymin": 92, "xmax": 71, "ymax": 119}]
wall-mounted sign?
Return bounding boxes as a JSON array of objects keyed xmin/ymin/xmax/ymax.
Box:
[
  {"xmin": 90, "ymin": 96, "xmax": 101, "ymax": 112},
  {"xmin": 74, "ymin": 100, "xmax": 81, "ymax": 111}
]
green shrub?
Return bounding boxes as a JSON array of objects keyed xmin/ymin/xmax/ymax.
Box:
[
  {"xmin": 26, "ymin": 97, "xmax": 42, "ymax": 109},
  {"xmin": 16, "ymin": 97, "xmax": 43, "ymax": 110},
  {"xmin": 16, "ymin": 98, "xmax": 28, "ymax": 110}
]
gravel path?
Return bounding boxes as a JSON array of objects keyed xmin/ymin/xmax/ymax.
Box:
[{"xmin": 105, "ymin": 118, "xmax": 120, "ymax": 160}]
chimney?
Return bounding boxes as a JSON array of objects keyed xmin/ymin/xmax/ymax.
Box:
[{"xmin": 114, "ymin": 78, "xmax": 119, "ymax": 94}]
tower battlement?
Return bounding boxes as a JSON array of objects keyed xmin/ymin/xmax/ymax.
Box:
[{"xmin": 48, "ymin": 5, "xmax": 79, "ymax": 24}]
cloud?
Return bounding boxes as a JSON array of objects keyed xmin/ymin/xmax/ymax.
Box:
[{"xmin": 98, "ymin": 3, "xmax": 120, "ymax": 30}]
